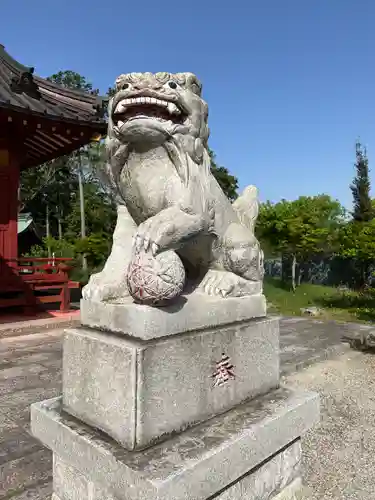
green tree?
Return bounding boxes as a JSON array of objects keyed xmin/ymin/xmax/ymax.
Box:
[
  {"xmin": 65, "ymin": 181, "xmax": 116, "ymax": 238},
  {"xmin": 337, "ymin": 220, "xmax": 375, "ymax": 288},
  {"xmin": 351, "ymin": 141, "xmax": 373, "ymax": 222},
  {"xmin": 20, "ymin": 156, "xmax": 77, "ymax": 255},
  {"xmin": 208, "ymin": 148, "xmax": 238, "ymax": 201},
  {"xmin": 342, "ymin": 141, "xmax": 375, "ymax": 287},
  {"xmin": 46, "ymin": 71, "xmax": 103, "ymax": 269},
  {"xmin": 47, "ymin": 71, "xmax": 99, "ymax": 94},
  {"xmin": 20, "ymin": 162, "xmax": 56, "ymax": 214},
  {"xmin": 257, "ymin": 195, "xmax": 345, "ymax": 290}
]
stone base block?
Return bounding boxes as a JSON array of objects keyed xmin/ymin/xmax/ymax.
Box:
[
  {"xmin": 62, "ymin": 316, "xmax": 279, "ymax": 450},
  {"xmin": 51, "ymin": 444, "xmax": 301, "ymax": 500},
  {"xmin": 80, "ymin": 293, "xmax": 267, "ymax": 340},
  {"xmin": 31, "ymin": 387, "xmax": 319, "ymax": 500}
]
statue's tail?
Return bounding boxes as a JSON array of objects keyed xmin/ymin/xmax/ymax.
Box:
[{"xmin": 232, "ymin": 185, "xmax": 259, "ymax": 233}]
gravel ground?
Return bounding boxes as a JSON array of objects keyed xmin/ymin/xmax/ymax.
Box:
[{"xmin": 284, "ymin": 349, "xmax": 375, "ymax": 499}]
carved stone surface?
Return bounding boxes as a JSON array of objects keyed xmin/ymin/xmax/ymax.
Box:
[
  {"xmin": 82, "ymin": 72, "xmax": 264, "ymax": 306},
  {"xmin": 31, "ymin": 389, "xmax": 319, "ymax": 500},
  {"xmin": 80, "ymin": 293, "xmax": 266, "ymax": 340},
  {"xmin": 127, "ymin": 249, "xmax": 186, "ymax": 305},
  {"xmin": 62, "ymin": 316, "xmax": 279, "ymax": 450}
]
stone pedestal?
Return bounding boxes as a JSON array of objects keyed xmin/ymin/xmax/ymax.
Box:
[
  {"xmin": 63, "ymin": 316, "xmax": 279, "ymax": 450},
  {"xmin": 31, "ymin": 294, "xmax": 319, "ymax": 500},
  {"xmin": 79, "ymin": 292, "xmax": 267, "ymax": 339}
]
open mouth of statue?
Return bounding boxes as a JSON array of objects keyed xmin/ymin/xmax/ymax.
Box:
[{"xmin": 113, "ymin": 97, "xmax": 185, "ymax": 128}]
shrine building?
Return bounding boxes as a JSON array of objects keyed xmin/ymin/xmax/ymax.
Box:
[{"xmin": 0, "ymin": 44, "xmax": 107, "ymax": 312}]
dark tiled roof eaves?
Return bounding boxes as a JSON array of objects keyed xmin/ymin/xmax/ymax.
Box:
[{"xmin": 0, "ymin": 45, "xmax": 107, "ymax": 126}]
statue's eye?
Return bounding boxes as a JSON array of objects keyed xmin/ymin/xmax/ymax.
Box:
[
  {"xmin": 121, "ymin": 83, "xmax": 130, "ymax": 90},
  {"xmin": 168, "ymin": 81, "xmax": 178, "ymax": 89},
  {"xmin": 191, "ymin": 83, "xmax": 200, "ymax": 95}
]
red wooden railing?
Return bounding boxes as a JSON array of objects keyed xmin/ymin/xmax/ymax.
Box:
[
  {"xmin": 16, "ymin": 257, "xmax": 73, "ymax": 276},
  {"xmin": 0, "ymin": 257, "xmax": 79, "ymax": 313}
]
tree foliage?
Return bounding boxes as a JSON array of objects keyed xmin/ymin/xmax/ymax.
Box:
[
  {"xmin": 350, "ymin": 141, "xmax": 373, "ymax": 222},
  {"xmin": 64, "ymin": 179, "xmax": 116, "ymax": 238},
  {"xmin": 338, "ymin": 221, "xmax": 375, "ymax": 262},
  {"xmin": 46, "ymin": 71, "xmax": 99, "ymax": 94},
  {"xmin": 257, "ymin": 195, "xmax": 346, "ymax": 289},
  {"xmin": 20, "ymin": 156, "xmax": 78, "ymax": 234},
  {"xmin": 208, "ymin": 148, "xmax": 238, "ymax": 201},
  {"xmin": 257, "ymin": 195, "xmax": 345, "ymax": 259},
  {"xmin": 336, "ymin": 220, "xmax": 375, "ymax": 288},
  {"xmin": 333, "ymin": 142, "xmax": 375, "ymax": 288},
  {"xmin": 257, "ymin": 141, "xmax": 375, "ymax": 289}
]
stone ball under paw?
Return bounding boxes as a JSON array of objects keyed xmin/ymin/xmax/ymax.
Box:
[{"xmin": 127, "ymin": 250, "xmax": 186, "ymax": 306}]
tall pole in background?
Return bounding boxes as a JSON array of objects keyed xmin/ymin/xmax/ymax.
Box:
[
  {"xmin": 46, "ymin": 202, "xmax": 51, "ymax": 258},
  {"xmin": 77, "ymin": 149, "xmax": 87, "ymax": 271}
]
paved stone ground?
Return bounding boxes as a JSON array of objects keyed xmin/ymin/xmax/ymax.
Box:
[
  {"xmin": 0, "ymin": 312, "xmax": 80, "ymax": 340},
  {"xmin": 0, "ymin": 330, "xmax": 62, "ymax": 499},
  {"xmin": 279, "ymin": 316, "xmax": 369, "ymax": 374},
  {"xmin": 0, "ymin": 317, "xmax": 370, "ymax": 499}
]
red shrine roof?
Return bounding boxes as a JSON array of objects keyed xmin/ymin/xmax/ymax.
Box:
[
  {"xmin": 0, "ymin": 44, "xmax": 106, "ymax": 125},
  {"xmin": 0, "ymin": 44, "xmax": 107, "ymax": 169}
]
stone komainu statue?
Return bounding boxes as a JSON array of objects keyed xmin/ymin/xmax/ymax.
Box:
[{"xmin": 83, "ymin": 72, "xmax": 264, "ymax": 306}]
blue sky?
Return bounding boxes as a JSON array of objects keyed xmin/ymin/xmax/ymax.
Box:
[{"xmin": 2, "ymin": 0, "xmax": 375, "ymax": 208}]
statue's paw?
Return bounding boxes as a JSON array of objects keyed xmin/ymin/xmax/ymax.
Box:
[
  {"xmin": 133, "ymin": 214, "xmax": 178, "ymax": 256},
  {"xmin": 82, "ymin": 273, "xmax": 129, "ymax": 302},
  {"xmin": 198, "ymin": 270, "xmax": 261, "ymax": 298},
  {"xmin": 198, "ymin": 270, "xmax": 237, "ymax": 298}
]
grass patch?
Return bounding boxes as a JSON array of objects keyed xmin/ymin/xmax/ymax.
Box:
[{"xmin": 264, "ymin": 276, "xmax": 375, "ymax": 323}]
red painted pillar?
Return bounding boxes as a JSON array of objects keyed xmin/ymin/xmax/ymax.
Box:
[{"xmin": 0, "ymin": 148, "xmax": 19, "ymax": 286}]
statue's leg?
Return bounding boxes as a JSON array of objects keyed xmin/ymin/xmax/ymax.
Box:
[
  {"xmin": 197, "ymin": 223, "xmax": 264, "ymax": 298},
  {"xmin": 82, "ymin": 204, "xmax": 137, "ymax": 302},
  {"xmin": 197, "ymin": 269, "xmax": 262, "ymax": 298},
  {"xmin": 133, "ymin": 205, "xmax": 212, "ymax": 255}
]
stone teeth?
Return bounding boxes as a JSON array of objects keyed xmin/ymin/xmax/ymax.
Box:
[
  {"xmin": 167, "ymin": 102, "xmax": 181, "ymax": 115},
  {"xmin": 115, "ymin": 102, "xmax": 127, "ymax": 113},
  {"xmin": 114, "ymin": 97, "xmax": 180, "ymax": 114}
]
